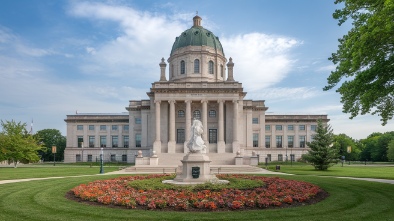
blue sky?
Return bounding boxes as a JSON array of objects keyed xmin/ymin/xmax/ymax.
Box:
[{"xmin": 0, "ymin": 0, "xmax": 392, "ymax": 139}]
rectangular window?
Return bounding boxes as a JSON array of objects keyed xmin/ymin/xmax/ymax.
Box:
[
  {"xmin": 89, "ymin": 125, "xmax": 94, "ymax": 131},
  {"xmin": 311, "ymin": 125, "xmax": 317, "ymax": 131},
  {"xmin": 252, "ymin": 118, "xmax": 259, "ymax": 124},
  {"xmin": 110, "ymin": 154, "xmax": 116, "ymax": 162},
  {"xmin": 112, "ymin": 136, "xmax": 118, "ymax": 147},
  {"xmin": 288, "ymin": 125, "xmax": 294, "ymax": 131},
  {"xmin": 100, "ymin": 136, "xmax": 106, "ymax": 147},
  {"xmin": 265, "ymin": 125, "xmax": 271, "ymax": 131},
  {"xmin": 100, "ymin": 125, "xmax": 106, "ymax": 131},
  {"xmin": 76, "ymin": 154, "xmax": 81, "ymax": 162},
  {"xmin": 288, "ymin": 135, "xmax": 294, "ymax": 148},
  {"xmin": 267, "ymin": 154, "xmax": 271, "ymax": 162},
  {"xmin": 290, "ymin": 154, "xmax": 295, "ymax": 162},
  {"xmin": 77, "ymin": 125, "xmax": 83, "ymax": 130},
  {"xmin": 177, "ymin": 129, "xmax": 185, "ymax": 143},
  {"xmin": 209, "ymin": 129, "xmax": 217, "ymax": 143},
  {"xmin": 123, "ymin": 135, "xmax": 129, "ymax": 148},
  {"xmin": 89, "ymin": 136, "xmax": 95, "ymax": 147},
  {"xmin": 77, "ymin": 136, "xmax": 83, "ymax": 148},
  {"xmin": 112, "ymin": 125, "xmax": 118, "ymax": 131},
  {"xmin": 276, "ymin": 135, "xmax": 282, "ymax": 148},
  {"xmin": 87, "ymin": 155, "xmax": 92, "ymax": 162},
  {"xmin": 122, "ymin": 155, "xmax": 127, "ymax": 162},
  {"xmin": 135, "ymin": 118, "xmax": 141, "ymax": 124},
  {"xmin": 276, "ymin": 125, "xmax": 282, "ymax": 131},
  {"xmin": 253, "ymin": 133, "xmax": 259, "ymax": 147},
  {"xmin": 300, "ymin": 136, "xmax": 306, "ymax": 148},
  {"xmin": 299, "ymin": 125, "xmax": 305, "ymax": 130},
  {"xmin": 135, "ymin": 134, "xmax": 141, "ymax": 147},
  {"xmin": 209, "ymin": 110, "xmax": 216, "ymax": 117},
  {"xmin": 311, "ymin": 135, "xmax": 315, "ymax": 141},
  {"xmin": 265, "ymin": 136, "xmax": 271, "ymax": 148},
  {"xmin": 123, "ymin": 125, "xmax": 129, "ymax": 131},
  {"xmin": 278, "ymin": 154, "xmax": 283, "ymax": 162}
]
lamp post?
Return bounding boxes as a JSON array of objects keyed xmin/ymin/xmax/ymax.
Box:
[
  {"xmin": 100, "ymin": 147, "xmax": 104, "ymax": 174},
  {"xmin": 52, "ymin": 146, "xmax": 57, "ymax": 166}
]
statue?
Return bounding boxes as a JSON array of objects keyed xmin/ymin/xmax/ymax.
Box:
[{"xmin": 187, "ymin": 119, "xmax": 206, "ymax": 154}]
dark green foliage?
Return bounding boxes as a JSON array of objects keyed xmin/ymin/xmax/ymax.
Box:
[
  {"xmin": 34, "ymin": 129, "xmax": 66, "ymax": 162},
  {"xmin": 359, "ymin": 131, "xmax": 394, "ymax": 161},
  {"xmin": 324, "ymin": 0, "xmax": 394, "ymax": 125},
  {"xmin": 302, "ymin": 120, "xmax": 339, "ymax": 170},
  {"xmin": 388, "ymin": 140, "xmax": 394, "ymax": 161},
  {"xmin": 333, "ymin": 134, "xmax": 359, "ymax": 161}
]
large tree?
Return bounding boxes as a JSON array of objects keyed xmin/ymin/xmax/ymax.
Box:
[
  {"xmin": 0, "ymin": 120, "xmax": 44, "ymax": 168},
  {"xmin": 333, "ymin": 133, "xmax": 359, "ymax": 161},
  {"xmin": 35, "ymin": 129, "xmax": 66, "ymax": 162},
  {"xmin": 302, "ymin": 120, "xmax": 339, "ymax": 170},
  {"xmin": 324, "ymin": 0, "xmax": 394, "ymax": 125}
]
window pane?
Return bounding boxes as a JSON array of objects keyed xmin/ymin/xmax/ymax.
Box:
[
  {"xmin": 276, "ymin": 125, "xmax": 282, "ymax": 131},
  {"xmin": 112, "ymin": 136, "xmax": 118, "ymax": 147},
  {"xmin": 209, "ymin": 61, "xmax": 214, "ymax": 74},
  {"xmin": 123, "ymin": 125, "xmax": 129, "ymax": 131},
  {"xmin": 135, "ymin": 118, "xmax": 141, "ymax": 124},
  {"xmin": 123, "ymin": 136, "xmax": 129, "ymax": 148},
  {"xmin": 100, "ymin": 125, "xmax": 106, "ymax": 131},
  {"xmin": 100, "ymin": 136, "xmax": 106, "ymax": 147},
  {"xmin": 288, "ymin": 125, "xmax": 293, "ymax": 130},
  {"xmin": 89, "ymin": 125, "xmax": 94, "ymax": 130},
  {"xmin": 209, "ymin": 129, "xmax": 217, "ymax": 143},
  {"xmin": 76, "ymin": 154, "xmax": 81, "ymax": 162},
  {"xmin": 288, "ymin": 135, "xmax": 294, "ymax": 148},
  {"xmin": 177, "ymin": 129, "xmax": 185, "ymax": 143},
  {"xmin": 122, "ymin": 155, "xmax": 127, "ymax": 162},
  {"xmin": 265, "ymin": 125, "xmax": 270, "ymax": 131},
  {"xmin": 299, "ymin": 125, "xmax": 305, "ymax": 130},
  {"xmin": 265, "ymin": 136, "xmax": 271, "ymax": 148},
  {"xmin": 89, "ymin": 136, "xmax": 95, "ymax": 147},
  {"xmin": 181, "ymin": 60, "xmax": 185, "ymax": 74},
  {"xmin": 111, "ymin": 154, "xmax": 116, "ymax": 162},
  {"xmin": 112, "ymin": 125, "xmax": 118, "ymax": 131},
  {"xmin": 253, "ymin": 133, "xmax": 259, "ymax": 147},
  {"xmin": 194, "ymin": 59, "xmax": 200, "ymax": 73},
  {"xmin": 276, "ymin": 136, "xmax": 282, "ymax": 148},
  {"xmin": 135, "ymin": 134, "xmax": 141, "ymax": 147},
  {"xmin": 77, "ymin": 125, "xmax": 83, "ymax": 130},
  {"xmin": 209, "ymin": 110, "xmax": 216, "ymax": 117},
  {"xmin": 193, "ymin": 110, "xmax": 201, "ymax": 119},
  {"xmin": 278, "ymin": 154, "xmax": 283, "ymax": 162},
  {"xmin": 77, "ymin": 136, "xmax": 83, "ymax": 148},
  {"xmin": 299, "ymin": 136, "xmax": 306, "ymax": 148},
  {"xmin": 252, "ymin": 118, "xmax": 259, "ymax": 124},
  {"xmin": 311, "ymin": 125, "xmax": 317, "ymax": 131},
  {"xmin": 87, "ymin": 155, "xmax": 92, "ymax": 162},
  {"xmin": 178, "ymin": 110, "xmax": 185, "ymax": 117}
]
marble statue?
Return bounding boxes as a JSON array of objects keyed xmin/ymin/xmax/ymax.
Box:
[{"xmin": 187, "ymin": 119, "xmax": 206, "ymax": 154}]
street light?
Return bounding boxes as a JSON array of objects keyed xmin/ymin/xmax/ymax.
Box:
[
  {"xmin": 100, "ymin": 147, "xmax": 104, "ymax": 174},
  {"xmin": 52, "ymin": 146, "xmax": 57, "ymax": 166}
]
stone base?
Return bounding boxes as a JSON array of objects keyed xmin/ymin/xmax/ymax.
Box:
[{"xmin": 172, "ymin": 153, "xmax": 218, "ymax": 183}]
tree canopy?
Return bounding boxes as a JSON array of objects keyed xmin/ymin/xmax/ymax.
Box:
[
  {"xmin": 324, "ymin": 0, "xmax": 394, "ymax": 125},
  {"xmin": 35, "ymin": 129, "xmax": 66, "ymax": 162},
  {"xmin": 0, "ymin": 120, "xmax": 44, "ymax": 167}
]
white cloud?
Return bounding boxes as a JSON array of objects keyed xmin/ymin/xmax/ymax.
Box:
[
  {"xmin": 316, "ymin": 64, "xmax": 336, "ymax": 72},
  {"xmin": 247, "ymin": 87, "xmax": 318, "ymax": 101}
]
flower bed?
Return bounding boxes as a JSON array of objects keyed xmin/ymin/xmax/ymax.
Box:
[{"xmin": 71, "ymin": 174, "xmax": 325, "ymax": 211}]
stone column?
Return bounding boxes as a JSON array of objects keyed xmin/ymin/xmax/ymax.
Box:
[
  {"xmin": 159, "ymin": 58, "xmax": 167, "ymax": 81},
  {"xmin": 232, "ymin": 100, "xmax": 239, "ymax": 152},
  {"xmin": 226, "ymin": 57, "xmax": 234, "ymax": 82},
  {"xmin": 201, "ymin": 100, "xmax": 209, "ymax": 152},
  {"xmin": 217, "ymin": 100, "xmax": 225, "ymax": 153},
  {"xmin": 184, "ymin": 100, "xmax": 192, "ymax": 153},
  {"xmin": 153, "ymin": 100, "xmax": 161, "ymax": 153},
  {"xmin": 168, "ymin": 100, "xmax": 176, "ymax": 153}
]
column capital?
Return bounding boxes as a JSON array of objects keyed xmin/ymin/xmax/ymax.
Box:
[
  {"xmin": 201, "ymin": 100, "xmax": 208, "ymax": 104},
  {"xmin": 232, "ymin": 100, "xmax": 238, "ymax": 104},
  {"xmin": 185, "ymin": 100, "xmax": 192, "ymax": 104},
  {"xmin": 154, "ymin": 100, "xmax": 161, "ymax": 104},
  {"xmin": 168, "ymin": 100, "xmax": 176, "ymax": 104},
  {"xmin": 217, "ymin": 100, "xmax": 225, "ymax": 104}
]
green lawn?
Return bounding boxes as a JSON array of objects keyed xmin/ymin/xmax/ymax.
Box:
[
  {"xmin": 262, "ymin": 162, "xmax": 394, "ymax": 179},
  {"xmin": 0, "ymin": 174, "xmax": 394, "ymax": 221}
]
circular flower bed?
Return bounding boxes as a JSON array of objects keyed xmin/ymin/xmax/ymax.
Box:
[{"xmin": 70, "ymin": 174, "xmax": 327, "ymax": 211}]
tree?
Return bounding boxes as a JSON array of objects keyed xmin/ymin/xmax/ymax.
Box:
[
  {"xmin": 333, "ymin": 133, "xmax": 359, "ymax": 161},
  {"xmin": 302, "ymin": 120, "xmax": 339, "ymax": 170},
  {"xmin": 324, "ymin": 0, "xmax": 394, "ymax": 125},
  {"xmin": 387, "ymin": 139, "xmax": 394, "ymax": 161},
  {"xmin": 35, "ymin": 129, "xmax": 66, "ymax": 162},
  {"xmin": 359, "ymin": 131, "xmax": 394, "ymax": 161},
  {"xmin": 0, "ymin": 120, "xmax": 44, "ymax": 168}
]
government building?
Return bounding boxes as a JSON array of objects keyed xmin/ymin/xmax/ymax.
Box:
[{"xmin": 64, "ymin": 16, "xmax": 328, "ymax": 165}]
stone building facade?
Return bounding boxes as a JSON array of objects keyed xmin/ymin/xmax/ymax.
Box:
[{"xmin": 64, "ymin": 16, "xmax": 328, "ymax": 164}]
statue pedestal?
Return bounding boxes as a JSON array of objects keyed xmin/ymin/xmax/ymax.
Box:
[{"xmin": 172, "ymin": 153, "xmax": 218, "ymax": 183}]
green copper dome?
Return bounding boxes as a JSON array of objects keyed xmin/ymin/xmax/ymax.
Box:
[{"xmin": 170, "ymin": 16, "xmax": 224, "ymax": 55}]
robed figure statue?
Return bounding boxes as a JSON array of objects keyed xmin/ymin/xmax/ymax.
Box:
[{"xmin": 187, "ymin": 119, "xmax": 207, "ymax": 154}]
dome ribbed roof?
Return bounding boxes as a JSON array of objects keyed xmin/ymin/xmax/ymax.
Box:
[{"xmin": 170, "ymin": 16, "xmax": 224, "ymax": 55}]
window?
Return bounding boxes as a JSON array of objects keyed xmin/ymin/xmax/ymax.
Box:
[
  {"xmin": 135, "ymin": 134, "xmax": 141, "ymax": 147},
  {"xmin": 178, "ymin": 110, "xmax": 185, "ymax": 117},
  {"xmin": 276, "ymin": 125, "xmax": 282, "ymax": 131},
  {"xmin": 194, "ymin": 59, "xmax": 200, "ymax": 73},
  {"xmin": 288, "ymin": 125, "xmax": 294, "ymax": 130},
  {"xmin": 311, "ymin": 135, "xmax": 315, "ymax": 141},
  {"xmin": 253, "ymin": 133, "xmax": 259, "ymax": 147},
  {"xmin": 265, "ymin": 125, "xmax": 271, "ymax": 131},
  {"xmin": 112, "ymin": 136, "xmax": 118, "ymax": 148},
  {"xmin": 122, "ymin": 155, "xmax": 127, "ymax": 162},
  {"xmin": 87, "ymin": 155, "xmax": 92, "ymax": 162},
  {"xmin": 276, "ymin": 135, "xmax": 282, "ymax": 148},
  {"xmin": 100, "ymin": 125, "xmax": 106, "ymax": 131},
  {"xmin": 76, "ymin": 154, "xmax": 81, "ymax": 162},
  {"xmin": 89, "ymin": 125, "xmax": 94, "ymax": 131},
  {"xmin": 111, "ymin": 154, "xmax": 116, "ymax": 162},
  {"xmin": 209, "ymin": 129, "xmax": 217, "ymax": 143},
  {"xmin": 267, "ymin": 154, "xmax": 271, "ymax": 162},
  {"xmin": 311, "ymin": 125, "xmax": 317, "ymax": 131},
  {"xmin": 193, "ymin": 110, "xmax": 201, "ymax": 119},
  {"xmin": 89, "ymin": 136, "xmax": 95, "ymax": 147},
  {"xmin": 123, "ymin": 135, "xmax": 129, "ymax": 148},
  {"xmin": 252, "ymin": 118, "xmax": 259, "ymax": 124},
  {"xmin": 123, "ymin": 125, "xmax": 129, "ymax": 131},
  {"xmin": 135, "ymin": 118, "xmax": 141, "ymax": 124},
  {"xmin": 100, "ymin": 136, "xmax": 106, "ymax": 147},
  {"xmin": 208, "ymin": 60, "xmax": 214, "ymax": 74},
  {"xmin": 290, "ymin": 154, "xmax": 295, "ymax": 162},
  {"xmin": 112, "ymin": 125, "xmax": 118, "ymax": 131},
  {"xmin": 300, "ymin": 136, "xmax": 306, "ymax": 148},
  {"xmin": 77, "ymin": 136, "xmax": 83, "ymax": 148},
  {"xmin": 265, "ymin": 136, "xmax": 271, "ymax": 148},
  {"xmin": 220, "ymin": 64, "xmax": 224, "ymax": 77},
  {"xmin": 278, "ymin": 154, "xmax": 283, "ymax": 162},
  {"xmin": 299, "ymin": 125, "xmax": 305, "ymax": 130},
  {"xmin": 177, "ymin": 129, "xmax": 185, "ymax": 143},
  {"xmin": 180, "ymin": 60, "xmax": 185, "ymax": 74},
  {"xmin": 77, "ymin": 125, "xmax": 83, "ymax": 130},
  {"xmin": 209, "ymin": 110, "xmax": 216, "ymax": 117},
  {"xmin": 288, "ymin": 135, "xmax": 294, "ymax": 148}
]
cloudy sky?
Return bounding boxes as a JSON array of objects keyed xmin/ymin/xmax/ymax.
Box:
[{"xmin": 0, "ymin": 0, "xmax": 392, "ymax": 139}]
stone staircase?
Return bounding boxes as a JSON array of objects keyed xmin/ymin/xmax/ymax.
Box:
[{"xmin": 125, "ymin": 165, "xmax": 265, "ymax": 174}]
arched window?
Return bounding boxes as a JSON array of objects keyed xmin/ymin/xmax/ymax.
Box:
[
  {"xmin": 193, "ymin": 110, "xmax": 201, "ymax": 119},
  {"xmin": 194, "ymin": 59, "xmax": 200, "ymax": 73},
  {"xmin": 220, "ymin": 64, "xmax": 224, "ymax": 77},
  {"xmin": 178, "ymin": 110, "xmax": 185, "ymax": 118},
  {"xmin": 209, "ymin": 110, "xmax": 216, "ymax": 117},
  {"xmin": 209, "ymin": 60, "xmax": 214, "ymax": 74},
  {"xmin": 180, "ymin": 60, "xmax": 185, "ymax": 74}
]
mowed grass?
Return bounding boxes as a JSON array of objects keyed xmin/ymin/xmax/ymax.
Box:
[
  {"xmin": 0, "ymin": 174, "xmax": 394, "ymax": 221},
  {"xmin": 263, "ymin": 162, "xmax": 394, "ymax": 179}
]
